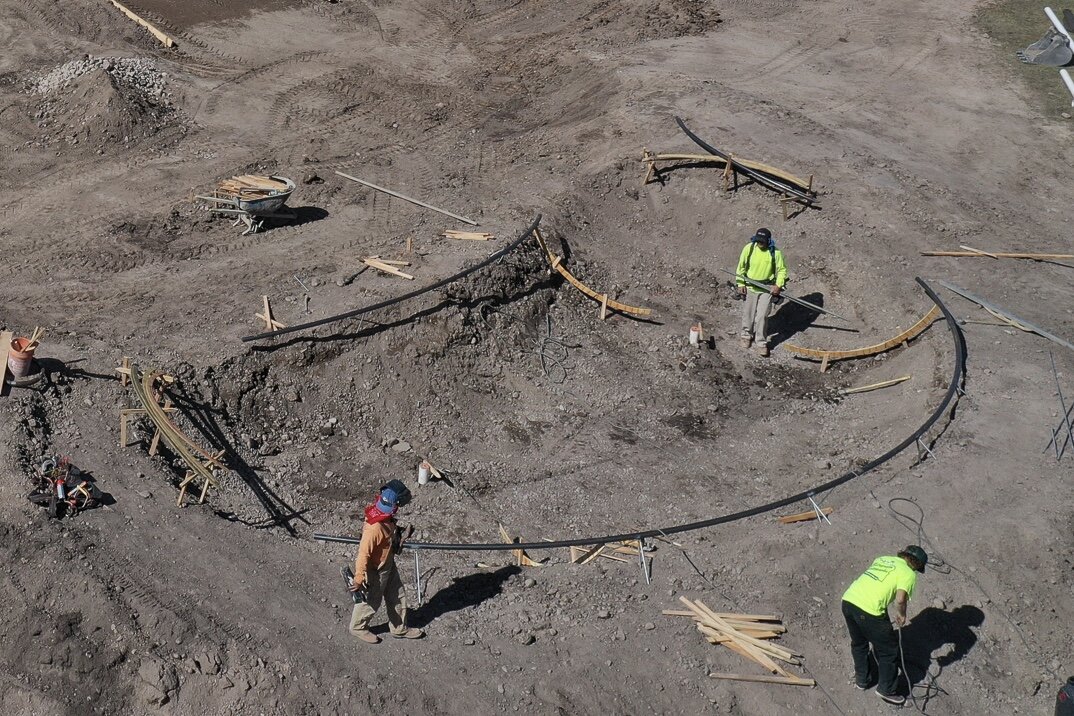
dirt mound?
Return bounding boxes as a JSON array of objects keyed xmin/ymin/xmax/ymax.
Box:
[{"xmin": 28, "ymin": 58, "xmax": 186, "ymax": 156}]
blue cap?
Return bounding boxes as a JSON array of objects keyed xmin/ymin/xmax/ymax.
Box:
[{"xmin": 376, "ymin": 487, "xmax": 399, "ymax": 514}]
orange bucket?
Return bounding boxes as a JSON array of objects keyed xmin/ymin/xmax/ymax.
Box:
[{"xmin": 8, "ymin": 337, "xmax": 36, "ymax": 379}]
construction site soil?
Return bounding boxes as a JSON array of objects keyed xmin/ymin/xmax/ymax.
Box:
[{"xmin": 1, "ymin": 0, "xmax": 1072, "ymax": 714}]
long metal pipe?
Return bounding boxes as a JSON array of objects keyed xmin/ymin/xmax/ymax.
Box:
[{"xmin": 718, "ymin": 268, "xmax": 850, "ymax": 321}]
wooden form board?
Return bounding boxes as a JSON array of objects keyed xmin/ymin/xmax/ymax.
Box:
[
  {"xmin": 0, "ymin": 330, "xmax": 11, "ymax": 394},
  {"xmin": 783, "ymin": 306, "xmax": 940, "ymax": 364},
  {"xmin": 640, "ymin": 150, "xmax": 813, "ymax": 191},
  {"xmin": 532, "ymin": 228, "xmax": 653, "ymax": 317},
  {"xmin": 107, "ymin": 0, "xmax": 175, "ymax": 47}
]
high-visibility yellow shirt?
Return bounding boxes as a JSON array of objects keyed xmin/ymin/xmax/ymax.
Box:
[
  {"xmin": 736, "ymin": 242, "xmax": 788, "ymax": 293},
  {"xmin": 841, "ymin": 555, "xmax": 917, "ymax": 617}
]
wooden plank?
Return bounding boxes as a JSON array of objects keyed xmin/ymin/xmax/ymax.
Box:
[
  {"xmin": 694, "ymin": 600, "xmax": 800, "ymax": 658},
  {"xmin": 710, "ymin": 673, "xmax": 815, "ymax": 686},
  {"xmin": 0, "ymin": 330, "xmax": 11, "ymax": 394},
  {"xmin": 362, "ymin": 258, "xmax": 415, "ymax": 280},
  {"xmin": 107, "ymin": 0, "xmax": 175, "ymax": 47},
  {"xmin": 784, "ymin": 306, "xmax": 940, "ymax": 362},
  {"xmin": 661, "ymin": 609, "xmax": 783, "ymax": 623},
  {"xmin": 921, "ymin": 251, "xmax": 1074, "ymax": 259},
  {"xmin": 959, "ymin": 244, "xmax": 999, "ymax": 259},
  {"xmin": 778, "ymin": 508, "xmax": 834, "ymax": 524},
  {"xmin": 679, "ymin": 598, "xmax": 782, "ymax": 674},
  {"xmin": 839, "ymin": 375, "xmax": 911, "ymax": 395},
  {"xmin": 697, "ymin": 624, "xmax": 800, "ymax": 664}
]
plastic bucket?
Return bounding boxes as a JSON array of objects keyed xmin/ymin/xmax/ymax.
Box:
[
  {"xmin": 7, "ymin": 337, "xmax": 35, "ymax": 379},
  {"xmin": 417, "ymin": 461, "xmax": 431, "ymax": 486}
]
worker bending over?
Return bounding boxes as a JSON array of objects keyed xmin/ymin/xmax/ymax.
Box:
[
  {"xmin": 735, "ymin": 227, "xmax": 788, "ymax": 357},
  {"xmin": 347, "ymin": 481, "xmax": 424, "ymax": 644},
  {"xmin": 840, "ymin": 545, "xmax": 928, "ymax": 706}
]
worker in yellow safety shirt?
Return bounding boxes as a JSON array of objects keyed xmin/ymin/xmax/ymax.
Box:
[
  {"xmin": 735, "ymin": 228, "xmax": 788, "ymax": 357},
  {"xmin": 840, "ymin": 545, "xmax": 928, "ymax": 706}
]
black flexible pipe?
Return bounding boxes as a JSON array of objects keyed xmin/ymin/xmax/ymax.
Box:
[
  {"xmin": 242, "ymin": 215, "xmax": 543, "ymax": 341},
  {"xmin": 315, "ymin": 278, "xmax": 965, "ymax": 551},
  {"xmin": 674, "ymin": 116, "xmax": 819, "ymax": 206}
]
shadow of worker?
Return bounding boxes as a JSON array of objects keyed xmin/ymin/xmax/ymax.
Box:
[
  {"xmin": 767, "ymin": 291, "xmax": 825, "ymax": 349},
  {"xmin": 900, "ymin": 605, "xmax": 985, "ymax": 684},
  {"xmin": 409, "ymin": 565, "xmax": 520, "ymax": 629}
]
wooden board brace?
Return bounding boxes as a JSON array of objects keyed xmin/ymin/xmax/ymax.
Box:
[
  {"xmin": 119, "ymin": 405, "xmax": 176, "ymax": 448},
  {"xmin": 784, "ymin": 305, "xmax": 940, "ymax": 369},
  {"xmin": 639, "ymin": 149, "xmax": 813, "ymax": 191},
  {"xmin": 533, "ymin": 228, "xmax": 653, "ymax": 318},
  {"xmin": 0, "ymin": 330, "xmax": 11, "ymax": 395},
  {"xmin": 498, "ymin": 524, "xmax": 544, "ymax": 567},
  {"xmin": 176, "ymin": 451, "xmax": 223, "ymax": 507},
  {"xmin": 256, "ymin": 296, "xmax": 287, "ymax": 331}
]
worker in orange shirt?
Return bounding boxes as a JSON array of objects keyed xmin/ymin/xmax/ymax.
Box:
[{"xmin": 346, "ymin": 481, "xmax": 424, "ymax": 644}]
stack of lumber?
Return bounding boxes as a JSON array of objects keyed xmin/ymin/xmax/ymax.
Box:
[
  {"xmin": 665, "ymin": 596, "xmax": 815, "ymax": 687},
  {"xmin": 444, "ymin": 230, "xmax": 495, "ymax": 241},
  {"xmin": 217, "ymin": 175, "xmax": 290, "ymax": 199}
]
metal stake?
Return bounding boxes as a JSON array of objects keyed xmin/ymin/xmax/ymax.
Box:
[
  {"xmin": 1050, "ymin": 352, "xmax": 1074, "ymax": 457},
  {"xmin": 294, "ymin": 274, "xmax": 312, "ymax": 293},
  {"xmin": 807, "ymin": 494, "xmax": 832, "ymax": 525},
  {"xmin": 916, "ymin": 438, "xmax": 935, "ymax": 461},
  {"xmin": 1053, "ymin": 427, "xmax": 1061, "ymax": 461},
  {"xmin": 413, "ymin": 551, "xmax": 423, "ymax": 606},
  {"xmin": 638, "ymin": 542, "xmax": 651, "ymax": 585}
]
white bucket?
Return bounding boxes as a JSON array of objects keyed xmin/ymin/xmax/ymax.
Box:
[
  {"xmin": 688, "ymin": 323, "xmax": 703, "ymax": 347},
  {"xmin": 417, "ymin": 461, "xmax": 431, "ymax": 485}
]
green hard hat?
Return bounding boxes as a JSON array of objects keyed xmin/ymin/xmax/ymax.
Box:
[{"xmin": 903, "ymin": 545, "xmax": 928, "ymax": 572}]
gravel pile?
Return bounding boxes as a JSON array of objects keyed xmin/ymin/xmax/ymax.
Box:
[{"xmin": 30, "ymin": 55, "xmax": 172, "ymax": 104}]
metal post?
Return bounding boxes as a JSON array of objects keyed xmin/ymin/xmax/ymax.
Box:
[
  {"xmin": 916, "ymin": 438, "xmax": 935, "ymax": 460},
  {"xmin": 638, "ymin": 542, "xmax": 651, "ymax": 585},
  {"xmin": 1050, "ymin": 352, "xmax": 1074, "ymax": 456},
  {"xmin": 807, "ymin": 494, "xmax": 832, "ymax": 525},
  {"xmin": 413, "ymin": 551, "xmax": 423, "ymax": 606}
]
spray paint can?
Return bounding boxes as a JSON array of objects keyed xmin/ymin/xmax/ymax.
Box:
[
  {"xmin": 417, "ymin": 461, "xmax": 431, "ymax": 486},
  {"xmin": 1057, "ymin": 676, "xmax": 1074, "ymax": 716}
]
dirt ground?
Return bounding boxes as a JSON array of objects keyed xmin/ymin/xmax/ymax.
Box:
[{"xmin": 1, "ymin": 0, "xmax": 1072, "ymax": 714}]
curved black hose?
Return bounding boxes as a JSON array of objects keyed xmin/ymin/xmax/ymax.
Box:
[
  {"xmin": 316, "ymin": 278, "xmax": 965, "ymax": 550},
  {"xmin": 674, "ymin": 116, "xmax": 819, "ymax": 205},
  {"xmin": 241, "ymin": 214, "xmax": 543, "ymax": 341}
]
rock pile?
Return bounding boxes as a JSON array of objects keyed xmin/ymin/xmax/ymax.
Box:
[{"xmin": 30, "ymin": 56, "xmax": 171, "ymax": 104}]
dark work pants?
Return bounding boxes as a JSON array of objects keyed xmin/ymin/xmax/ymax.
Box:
[{"xmin": 842, "ymin": 599, "xmax": 900, "ymax": 695}]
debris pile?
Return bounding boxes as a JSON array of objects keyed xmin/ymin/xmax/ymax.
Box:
[
  {"xmin": 27, "ymin": 455, "xmax": 104, "ymax": 519},
  {"xmin": 30, "ymin": 56, "xmax": 171, "ymax": 100},
  {"xmin": 26, "ymin": 57, "xmax": 183, "ymax": 154},
  {"xmin": 666, "ymin": 596, "xmax": 815, "ymax": 687}
]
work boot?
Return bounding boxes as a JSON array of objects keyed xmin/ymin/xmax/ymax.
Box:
[
  {"xmin": 391, "ymin": 628, "xmax": 425, "ymax": 640},
  {"xmin": 353, "ymin": 629, "xmax": 380, "ymax": 644},
  {"xmin": 739, "ymin": 336, "xmax": 752, "ymax": 349},
  {"xmin": 875, "ymin": 690, "xmax": 905, "ymax": 706},
  {"xmin": 755, "ymin": 343, "xmax": 770, "ymax": 357}
]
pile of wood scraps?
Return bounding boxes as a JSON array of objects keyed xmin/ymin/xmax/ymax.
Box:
[
  {"xmin": 444, "ymin": 230, "xmax": 495, "ymax": 241},
  {"xmin": 498, "ymin": 524, "xmax": 546, "ymax": 567},
  {"xmin": 666, "ymin": 596, "xmax": 815, "ymax": 687},
  {"xmin": 216, "ymin": 175, "xmax": 293, "ymax": 199},
  {"xmin": 362, "ymin": 257, "xmax": 414, "ymax": 280}
]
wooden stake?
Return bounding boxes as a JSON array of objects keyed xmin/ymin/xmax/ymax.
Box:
[
  {"xmin": 599, "ymin": 294, "xmax": 609, "ymax": 321},
  {"xmin": 256, "ymin": 296, "xmax": 286, "ymax": 331},
  {"xmin": 839, "ymin": 375, "xmax": 911, "ymax": 396},
  {"xmin": 921, "ymin": 251, "xmax": 1074, "ymax": 259},
  {"xmin": 118, "ymin": 356, "xmax": 131, "ymax": 386},
  {"xmin": 819, "ymin": 353, "xmax": 830, "ymax": 374}
]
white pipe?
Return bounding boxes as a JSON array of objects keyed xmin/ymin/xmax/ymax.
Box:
[
  {"xmin": 1045, "ymin": 7, "xmax": 1073, "ymax": 45},
  {"xmin": 1060, "ymin": 69, "xmax": 1074, "ymax": 106}
]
